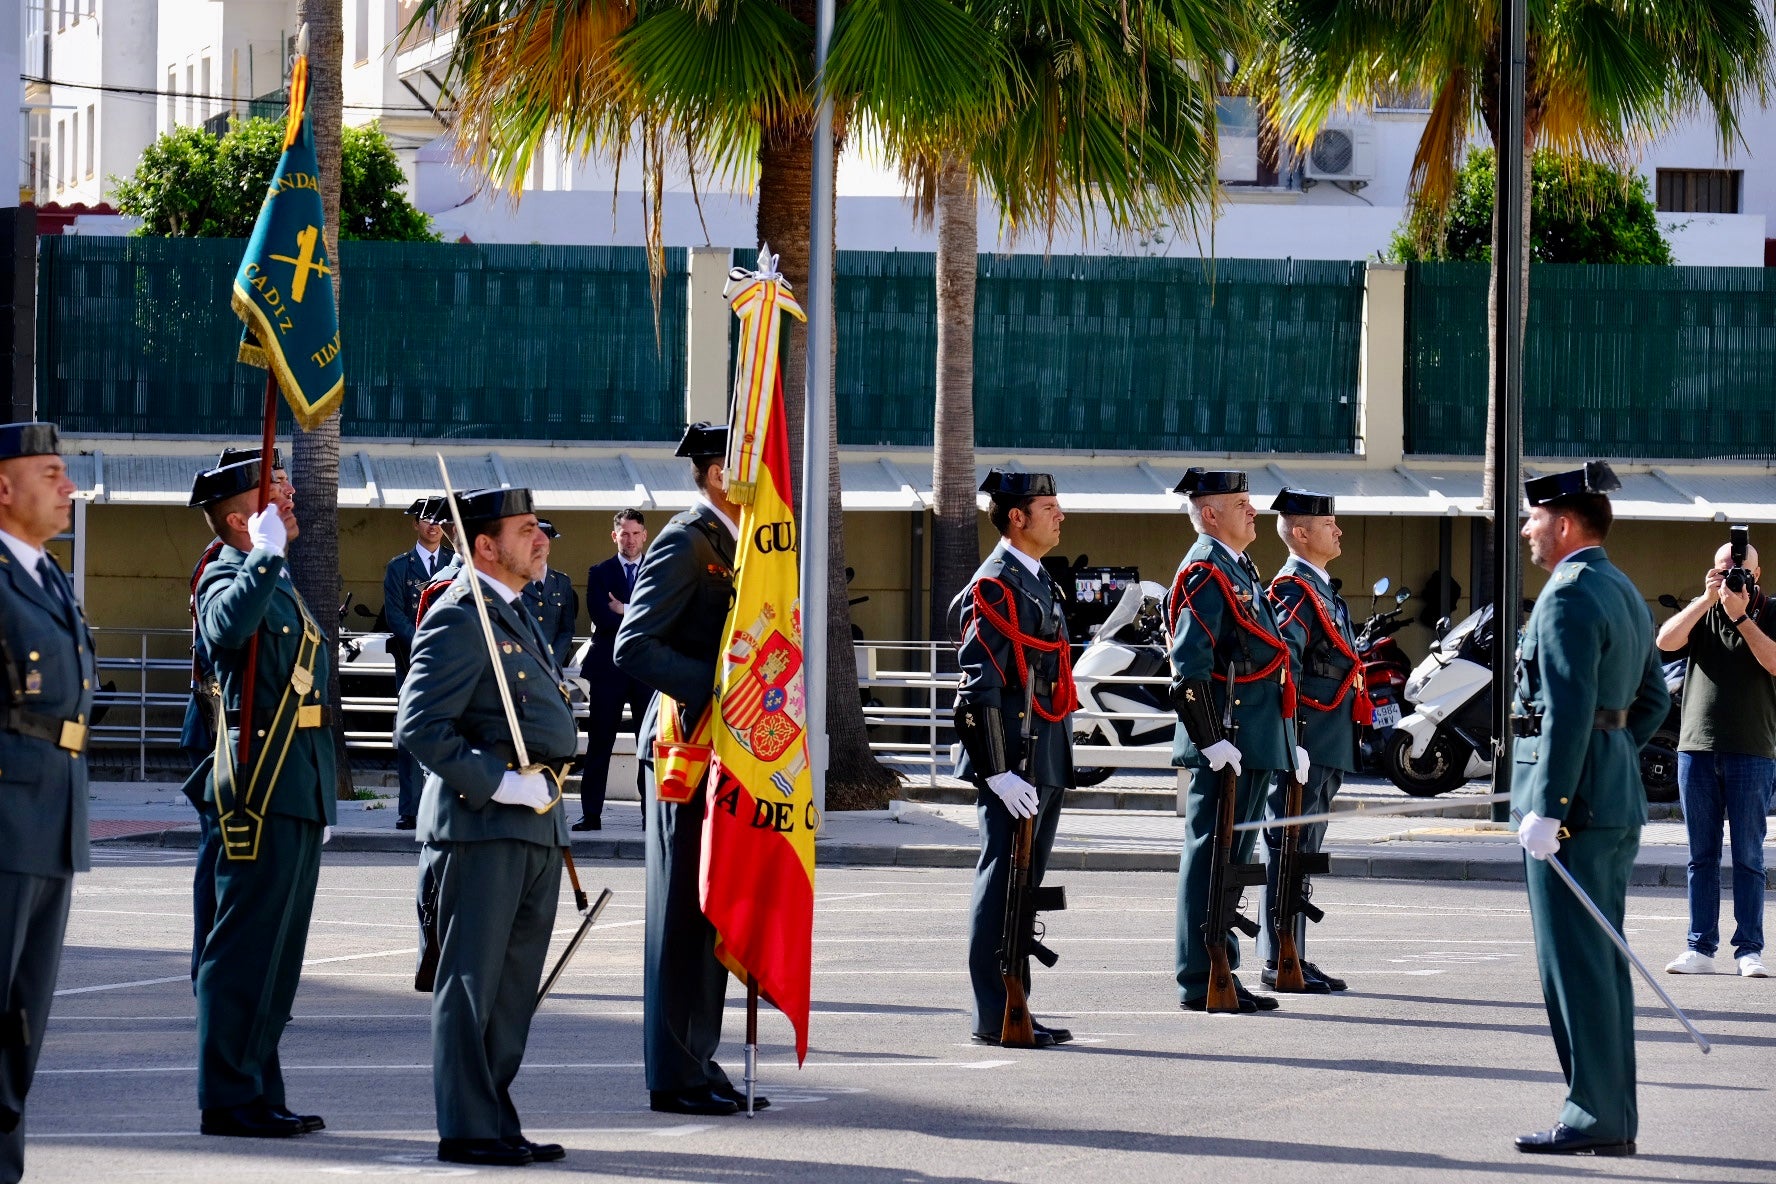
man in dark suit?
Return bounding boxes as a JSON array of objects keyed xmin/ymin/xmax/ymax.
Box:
[
  {"xmin": 574, "ymin": 508, "xmax": 650, "ymax": 831},
  {"xmin": 0, "ymin": 422, "xmax": 94, "ymax": 1184},
  {"xmin": 522, "ymin": 518, "xmax": 579, "ymax": 668},
  {"xmin": 384, "ymin": 496, "xmax": 451, "ymax": 830}
]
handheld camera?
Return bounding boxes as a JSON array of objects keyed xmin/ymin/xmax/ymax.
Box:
[{"xmin": 1725, "ymin": 525, "xmax": 1756, "ymax": 595}]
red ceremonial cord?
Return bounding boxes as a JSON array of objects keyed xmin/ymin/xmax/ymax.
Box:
[
  {"xmin": 1168, "ymin": 561, "xmax": 1296, "ymax": 717},
  {"xmin": 1269, "ymin": 575, "xmax": 1374, "ymax": 726},
  {"xmin": 969, "ymin": 578, "xmax": 1078, "ymax": 722}
]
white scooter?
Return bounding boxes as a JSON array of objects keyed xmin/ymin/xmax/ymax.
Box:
[
  {"xmin": 1385, "ymin": 603, "xmax": 1497, "ymax": 797},
  {"xmin": 1071, "ymin": 580, "xmax": 1173, "ymax": 786}
]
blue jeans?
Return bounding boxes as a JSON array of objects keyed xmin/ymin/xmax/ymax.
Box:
[{"xmin": 1677, "ymin": 751, "xmax": 1772, "ymax": 958}]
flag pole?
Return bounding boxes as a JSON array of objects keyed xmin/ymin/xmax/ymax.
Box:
[
  {"xmin": 745, "ymin": 973, "xmax": 759, "ymax": 1117},
  {"xmin": 235, "ymin": 370, "xmax": 278, "ymax": 769}
]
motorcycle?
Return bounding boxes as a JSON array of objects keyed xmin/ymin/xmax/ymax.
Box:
[
  {"xmin": 1353, "ymin": 577, "xmax": 1414, "ymax": 771},
  {"xmin": 1070, "ymin": 580, "xmax": 1172, "ymax": 787},
  {"xmin": 1385, "ymin": 603, "xmax": 1498, "ymax": 797}
]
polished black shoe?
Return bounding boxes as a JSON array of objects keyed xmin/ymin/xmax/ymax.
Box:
[
  {"xmin": 1235, "ymin": 978, "xmax": 1280, "ymax": 1011},
  {"xmin": 650, "ymin": 1088, "xmax": 740, "ymax": 1116},
  {"xmin": 1181, "ymin": 994, "xmax": 1255, "ymax": 1014},
  {"xmin": 1300, "ymin": 961, "xmax": 1348, "ymax": 992},
  {"xmin": 201, "ymin": 1103, "xmax": 304, "ymax": 1138},
  {"xmin": 1515, "ymin": 1123, "xmax": 1636, "ymax": 1156},
  {"xmin": 394, "ymin": 815, "xmax": 417, "ymax": 831},
  {"xmin": 971, "ymin": 1029, "xmax": 1057, "ymax": 1048},
  {"xmin": 571, "ymin": 817, "xmax": 602, "ymax": 832},
  {"xmin": 712, "ymin": 1084, "xmax": 770, "ymax": 1111},
  {"xmin": 267, "ymin": 1104, "xmax": 325, "ymax": 1133},
  {"xmin": 439, "ymin": 1137, "xmax": 533, "ymax": 1166},
  {"xmin": 1032, "ymin": 1020, "xmax": 1073, "ymax": 1045},
  {"xmin": 506, "ymin": 1137, "xmax": 565, "ymax": 1162},
  {"xmin": 1261, "ymin": 961, "xmax": 1332, "ymax": 994}
]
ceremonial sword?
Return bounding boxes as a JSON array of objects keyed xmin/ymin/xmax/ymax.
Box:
[{"xmin": 1234, "ymin": 792, "xmax": 1512, "ymax": 832}]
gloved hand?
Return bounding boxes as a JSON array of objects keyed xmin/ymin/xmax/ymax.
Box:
[
  {"xmin": 985, "ymin": 771, "xmax": 1040, "ymax": 819},
  {"xmin": 1200, "ymin": 739, "xmax": 1243, "ymax": 777},
  {"xmin": 492, "ymin": 769, "xmax": 552, "ymax": 811},
  {"xmin": 1293, "ymin": 746, "xmax": 1311, "ymax": 782},
  {"xmin": 1518, "ymin": 811, "xmax": 1561, "ymax": 861},
  {"xmin": 248, "ymin": 506, "xmax": 287, "ymax": 557},
  {"xmin": 323, "ymin": 826, "xmax": 333, "ymax": 845}
]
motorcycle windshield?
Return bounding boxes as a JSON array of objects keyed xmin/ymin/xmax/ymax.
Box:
[
  {"xmin": 1439, "ymin": 604, "xmax": 1492, "ymax": 656},
  {"xmin": 1096, "ymin": 581, "xmax": 1146, "ymax": 642}
]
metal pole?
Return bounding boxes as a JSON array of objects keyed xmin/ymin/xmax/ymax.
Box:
[
  {"xmin": 801, "ymin": 0, "xmax": 837, "ymax": 815},
  {"xmin": 1489, "ymin": 0, "xmax": 1527, "ymax": 823}
]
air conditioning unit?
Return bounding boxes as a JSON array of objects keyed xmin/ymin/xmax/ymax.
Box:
[{"xmin": 1305, "ymin": 125, "xmax": 1376, "ymax": 184}]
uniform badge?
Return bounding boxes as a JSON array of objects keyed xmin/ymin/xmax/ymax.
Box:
[{"xmin": 24, "ymin": 670, "xmax": 41, "ymax": 695}]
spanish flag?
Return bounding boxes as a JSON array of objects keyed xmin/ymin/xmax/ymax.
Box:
[
  {"xmin": 701, "ymin": 247, "xmax": 815, "ymax": 1063},
  {"xmin": 232, "ymin": 53, "xmax": 344, "ymax": 431}
]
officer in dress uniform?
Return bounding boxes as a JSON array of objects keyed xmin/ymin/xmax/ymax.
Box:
[
  {"xmin": 1512, "ymin": 462, "xmax": 1668, "ymax": 1157},
  {"xmin": 612, "ymin": 422, "xmax": 759, "ymax": 1117},
  {"xmin": 0, "ymin": 423, "xmax": 94, "ymax": 1184},
  {"xmin": 396, "ymin": 487, "xmax": 577, "ymax": 1168},
  {"xmin": 384, "ymin": 495, "xmax": 453, "ymax": 830},
  {"xmin": 1167, "ymin": 468, "xmax": 1307, "ymax": 1014},
  {"xmin": 951, "ymin": 469, "xmax": 1077, "ymax": 1047},
  {"xmin": 415, "ymin": 499, "xmax": 466, "ymax": 629},
  {"xmin": 187, "ymin": 455, "xmax": 333, "ymax": 1139},
  {"xmin": 1261, "ymin": 489, "xmax": 1362, "ymax": 993},
  {"xmin": 522, "ymin": 519, "xmax": 580, "ymax": 668}
]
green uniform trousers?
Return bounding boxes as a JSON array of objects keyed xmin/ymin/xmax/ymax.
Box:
[
  {"xmin": 1175, "ymin": 766, "xmax": 1269, "ymax": 1003},
  {"xmin": 195, "ymin": 816, "xmax": 322, "ymax": 1109},
  {"xmin": 643, "ymin": 783, "xmax": 733, "ymax": 1093},
  {"xmin": 0, "ymin": 871, "xmax": 72, "ymax": 1184},
  {"xmin": 968, "ymin": 783, "xmax": 1066, "ymax": 1035},
  {"xmin": 429, "ymin": 839, "xmax": 561, "ymax": 1140},
  {"xmin": 1524, "ymin": 825, "xmax": 1640, "ymax": 1142}
]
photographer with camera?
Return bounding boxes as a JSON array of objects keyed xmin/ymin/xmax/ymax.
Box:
[{"xmin": 1655, "ymin": 528, "xmax": 1776, "ymax": 979}]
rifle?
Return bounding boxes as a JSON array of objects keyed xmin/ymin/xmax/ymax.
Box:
[
  {"xmin": 1269, "ymin": 717, "xmax": 1328, "ymax": 993},
  {"xmin": 1203, "ymin": 703, "xmax": 1265, "ymax": 1013},
  {"xmin": 999, "ymin": 674, "xmax": 1066, "ymax": 1046}
]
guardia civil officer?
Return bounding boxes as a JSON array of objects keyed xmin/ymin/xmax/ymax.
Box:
[
  {"xmin": 0, "ymin": 423, "xmax": 94, "ymax": 1184},
  {"xmin": 1261, "ymin": 489, "xmax": 1361, "ymax": 993},
  {"xmin": 188, "ymin": 454, "xmax": 333, "ymax": 1138},
  {"xmin": 415, "ymin": 499, "xmax": 466, "ymax": 629},
  {"xmin": 1167, "ymin": 469, "xmax": 1306, "ymax": 1013},
  {"xmin": 612, "ymin": 422, "xmax": 757, "ymax": 1117},
  {"xmin": 951, "ymin": 469, "xmax": 1077, "ymax": 1046},
  {"xmin": 396, "ymin": 487, "xmax": 576, "ymax": 1168},
  {"xmin": 384, "ymin": 495, "xmax": 453, "ymax": 830},
  {"xmin": 522, "ymin": 519, "xmax": 579, "ymax": 667},
  {"xmin": 1512, "ymin": 462, "xmax": 1668, "ymax": 1157}
]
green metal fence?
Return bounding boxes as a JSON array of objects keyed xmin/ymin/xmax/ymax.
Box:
[
  {"xmin": 1406, "ymin": 262, "xmax": 1776, "ymax": 458},
  {"xmin": 37, "ymin": 236, "xmax": 686, "ymax": 440}
]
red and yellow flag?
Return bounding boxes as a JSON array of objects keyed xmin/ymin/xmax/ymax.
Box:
[{"xmin": 701, "ymin": 248, "xmax": 816, "ymax": 1062}]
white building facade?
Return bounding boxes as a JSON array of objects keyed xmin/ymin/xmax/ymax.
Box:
[{"xmin": 23, "ymin": 0, "xmax": 159, "ymax": 206}]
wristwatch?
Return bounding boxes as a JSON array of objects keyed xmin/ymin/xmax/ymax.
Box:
[{"xmin": 1731, "ymin": 613, "xmax": 1751, "ymax": 628}]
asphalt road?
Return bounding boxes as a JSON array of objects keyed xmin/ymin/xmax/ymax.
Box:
[{"xmin": 21, "ymin": 850, "xmax": 1776, "ymax": 1183}]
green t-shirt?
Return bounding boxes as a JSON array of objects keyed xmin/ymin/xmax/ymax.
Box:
[{"xmin": 1677, "ymin": 598, "xmax": 1776, "ymax": 759}]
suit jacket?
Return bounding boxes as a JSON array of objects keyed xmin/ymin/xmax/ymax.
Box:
[
  {"xmin": 194, "ymin": 545, "xmax": 337, "ymax": 825},
  {"xmin": 1166, "ymin": 536, "xmax": 1295, "ymax": 771},
  {"xmin": 586, "ymin": 553, "xmax": 644, "ymax": 675},
  {"xmin": 397, "ymin": 568, "xmax": 576, "ymax": 846},
  {"xmin": 613, "ymin": 505, "xmax": 736, "ymax": 755},
  {"xmin": 1269, "ymin": 556, "xmax": 1362, "ymax": 773},
  {"xmin": 0, "ymin": 541, "xmax": 94, "ymax": 877},
  {"xmin": 1511, "ymin": 546, "xmax": 1668, "ymax": 829},
  {"xmin": 383, "ymin": 546, "xmax": 452, "ymax": 667},
  {"xmin": 521, "ymin": 567, "xmax": 579, "ymax": 667},
  {"xmin": 953, "ymin": 542, "xmax": 1075, "ymax": 788}
]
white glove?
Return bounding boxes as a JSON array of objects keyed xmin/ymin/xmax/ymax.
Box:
[
  {"xmin": 1518, "ymin": 811, "xmax": 1561, "ymax": 861},
  {"xmin": 322, "ymin": 826, "xmax": 333, "ymax": 845},
  {"xmin": 986, "ymin": 771, "xmax": 1040, "ymax": 819},
  {"xmin": 247, "ymin": 507, "xmax": 287, "ymax": 557},
  {"xmin": 492, "ymin": 769, "xmax": 552, "ymax": 810},
  {"xmin": 1200, "ymin": 740, "xmax": 1243, "ymax": 776},
  {"xmin": 1293, "ymin": 746, "xmax": 1311, "ymax": 782}
]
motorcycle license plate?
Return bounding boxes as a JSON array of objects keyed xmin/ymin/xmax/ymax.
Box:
[{"xmin": 1372, "ymin": 703, "xmax": 1401, "ymax": 729}]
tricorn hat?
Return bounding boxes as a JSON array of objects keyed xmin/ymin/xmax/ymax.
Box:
[
  {"xmin": 1525, "ymin": 461, "xmax": 1621, "ymax": 507},
  {"xmin": 457, "ymin": 487, "xmax": 535, "ymax": 523},
  {"xmin": 217, "ymin": 445, "xmax": 283, "ymax": 471},
  {"xmin": 418, "ymin": 495, "xmax": 458, "ymax": 525},
  {"xmin": 978, "ymin": 468, "xmax": 1057, "ymax": 499},
  {"xmin": 1174, "ymin": 467, "xmax": 1248, "ymax": 497},
  {"xmin": 1271, "ymin": 488, "xmax": 1334, "ymax": 516},
  {"xmin": 0, "ymin": 422, "xmax": 61, "ymax": 462},
  {"xmin": 675, "ymin": 421, "xmax": 729, "ymax": 459},
  {"xmin": 537, "ymin": 518, "xmax": 560, "ymax": 539},
  {"xmin": 188, "ymin": 458, "xmax": 266, "ymax": 508}
]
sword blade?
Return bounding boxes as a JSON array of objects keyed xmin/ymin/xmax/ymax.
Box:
[
  {"xmin": 1234, "ymin": 792, "xmax": 1512, "ymax": 832},
  {"xmin": 534, "ymin": 887, "xmax": 613, "ymax": 1011}
]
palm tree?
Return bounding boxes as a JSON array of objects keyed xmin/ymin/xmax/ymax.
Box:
[{"xmin": 417, "ymin": 0, "xmax": 1009, "ymax": 805}]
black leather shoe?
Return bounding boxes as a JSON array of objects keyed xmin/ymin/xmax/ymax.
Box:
[
  {"xmin": 712, "ymin": 1084, "xmax": 770, "ymax": 1111},
  {"xmin": 571, "ymin": 817, "xmax": 602, "ymax": 832},
  {"xmin": 267, "ymin": 1104, "xmax": 325, "ymax": 1133},
  {"xmin": 1516, "ymin": 1124, "xmax": 1636, "ymax": 1156},
  {"xmin": 650, "ymin": 1088, "xmax": 739, "ymax": 1116},
  {"xmin": 201, "ymin": 1104, "xmax": 304, "ymax": 1138},
  {"xmin": 439, "ymin": 1137, "xmax": 533, "ymax": 1166},
  {"xmin": 971, "ymin": 1029, "xmax": 1057, "ymax": 1048},
  {"xmin": 507, "ymin": 1137, "xmax": 565, "ymax": 1162},
  {"xmin": 1300, "ymin": 961, "xmax": 1348, "ymax": 992},
  {"xmin": 1235, "ymin": 978, "xmax": 1280, "ymax": 1011},
  {"xmin": 395, "ymin": 815, "xmax": 417, "ymax": 831},
  {"xmin": 1261, "ymin": 961, "xmax": 1331, "ymax": 994},
  {"xmin": 1181, "ymin": 992, "xmax": 1255, "ymax": 1014},
  {"xmin": 1032, "ymin": 1021, "xmax": 1073, "ymax": 1045}
]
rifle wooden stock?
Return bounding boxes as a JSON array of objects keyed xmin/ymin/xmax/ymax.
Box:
[
  {"xmin": 999, "ymin": 814, "xmax": 1038, "ymax": 1047},
  {"xmin": 1203, "ymin": 762, "xmax": 1246, "ymax": 1012}
]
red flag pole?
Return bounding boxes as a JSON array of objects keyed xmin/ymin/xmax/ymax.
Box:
[{"xmin": 235, "ymin": 370, "xmax": 278, "ymax": 769}]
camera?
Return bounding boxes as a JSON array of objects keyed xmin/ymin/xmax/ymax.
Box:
[{"xmin": 1725, "ymin": 525, "xmax": 1756, "ymax": 595}]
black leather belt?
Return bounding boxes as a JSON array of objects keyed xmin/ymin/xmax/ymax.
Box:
[
  {"xmin": 5, "ymin": 707, "xmax": 88, "ymax": 753},
  {"xmin": 1511, "ymin": 708, "xmax": 1629, "ymax": 737}
]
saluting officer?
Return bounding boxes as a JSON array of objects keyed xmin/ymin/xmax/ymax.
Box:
[
  {"xmin": 396, "ymin": 487, "xmax": 577, "ymax": 1168},
  {"xmin": 1167, "ymin": 468, "xmax": 1306, "ymax": 1014},
  {"xmin": 1512, "ymin": 462, "xmax": 1668, "ymax": 1158},
  {"xmin": 951, "ymin": 469, "xmax": 1076, "ymax": 1047},
  {"xmin": 613, "ymin": 421, "xmax": 757, "ymax": 1117},
  {"xmin": 1262, "ymin": 489, "xmax": 1362, "ymax": 993},
  {"xmin": 187, "ymin": 454, "xmax": 333, "ymax": 1139},
  {"xmin": 384, "ymin": 495, "xmax": 453, "ymax": 830},
  {"xmin": 522, "ymin": 518, "xmax": 580, "ymax": 668},
  {"xmin": 0, "ymin": 423, "xmax": 94, "ymax": 1184}
]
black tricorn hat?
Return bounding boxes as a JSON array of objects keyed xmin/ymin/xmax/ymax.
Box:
[
  {"xmin": 0, "ymin": 422, "xmax": 60, "ymax": 462},
  {"xmin": 675, "ymin": 421, "xmax": 729, "ymax": 459},
  {"xmin": 1525, "ymin": 461, "xmax": 1621, "ymax": 507},
  {"xmin": 458, "ymin": 487, "xmax": 535, "ymax": 523},
  {"xmin": 417, "ymin": 495, "xmax": 457, "ymax": 525},
  {"xmin": 217, "ymin": 445, "xmax": 283, "ymax": 470},
  {"xmin": 188, "ymin": 459, "xmax": 266, "ymax": 508},
  {"xmin": 537, "ymin": 518, "xmax": 560, "ymax": 539},
  {"xmin": 1174, "ymin": 467, "xmax": 1248, "ymax": 497},
  {"xmin": 978, "ymin": 468, "xmax": 1057, "ymax": 499},
  {"xmin": 1271, "ymin": 488, "xmax": 1335, "ymax": 516}
]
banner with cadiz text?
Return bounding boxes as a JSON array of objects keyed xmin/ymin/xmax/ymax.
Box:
[{"xmin": 701, "ymin": 247, "xmax": 815, "ymax": 1063}]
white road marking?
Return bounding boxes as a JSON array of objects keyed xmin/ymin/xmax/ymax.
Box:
[
  {"xmin": 28, "ymin": 1123, "xmax": 715, "ymax": 1141},
  {"xmin": 38, "ymin": 1058, "xmax": 1012, "ymax": 1076}
]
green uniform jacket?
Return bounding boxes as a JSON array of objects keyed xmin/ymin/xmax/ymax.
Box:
[
  {"xmin": 383, "ymin": 546, "xmax": 451, "ymax": 668},
  {"xmin": 1510, "ymin": 546, "xmax": 1668, "ymax": 826},
  {"xmin": 396, "ymin": 570, "xmax": 575, "ymax": 846},
  {"xmin": 0, "ymin": 543, "xmax": 94, "ymax": 877},
  {"xmin": 1166, "ymin": 536, "xmax": 1295, "ymax": 770},
  {"xmin": 194, "ymin": 546, "xmax": 336, "ymax": 825},
  {"xmin": 521, "ymin": 568, "xmax": 580, "ymax": 668},
  {"xmin": 1269, "ymin": 557, "xmax": 1361, "ymax": 773}
]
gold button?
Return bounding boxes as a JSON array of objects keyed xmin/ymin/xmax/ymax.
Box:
[
  {"xmin": 1234, "ymin": 699, "xmax": 1242, "ymax": 706},
  {"xmin": 282, "ymin": 626, "xmax": 290, "ymax": 634},
  {"xmin": 257, "ymin": 566, "xmax": 267, "ymax": 574},
  {"xmin": 257, "ymin": 729, "xmax": 266, "ymax": 737},
  {"xmin": 27, "ymin": 651, "xmax": 37, "ymax": 661},
  {"xmin": 1560, "ymin": 797, "xmax": 1569, "ymax": 804},
  {"xmin": 82, "ymin": 679, "xmax": 88, "ymax": 689},
  {"xmin": 517, "ymin": 671, "xmax": 526, "ymax": 680}
]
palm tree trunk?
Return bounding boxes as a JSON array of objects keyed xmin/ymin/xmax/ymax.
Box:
[{"xmin": 929, "ymin": 153, "xmax": 979, "ymax": 648}]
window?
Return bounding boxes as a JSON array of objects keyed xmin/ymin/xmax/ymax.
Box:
[
  {"xmin": 55, "ymin": 120, "xmax": 65, "ymax": 191},
  {"xmin": 186, "ymin": 64, "xmax": 195, "ymax": 126},
  {"xmin": 1656, "ymin": 168, "xmax": 1741, "ymax": 214},
  {"xmin": 355, "ymin": 0, "xmax": 369, "ymax": 63},
  {"xmin": 69, "ymin": 110, "xmax": 77, "ymax": 182},
  {"xmin": 27, "ymin": 112, "xmax": 50, "ymax": 198},
  {"xmin": 85, "ymin": 104, "xmax": 95, "ymax": 176},
  {"xmin": 201, "ymin": 56, "xmax": 212, "ymax": 123},
  {"xmin": 57, "ymin": 0, "xmax": 65, "ymax": 33},
  {"xmin": 167, "ymin": 68, "xmax": 177, "ymax": 129}
]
